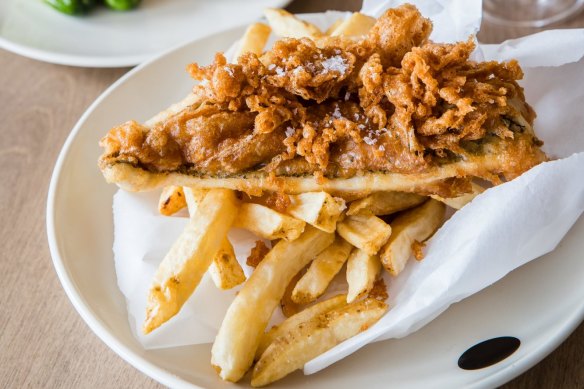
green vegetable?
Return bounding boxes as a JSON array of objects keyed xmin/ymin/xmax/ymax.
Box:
[
  {"xmin": 44, "ymin": 0, "xmax": 97, "ymax": 14},
  {"xmin": 104, "ymin": 0, "xmax": 141, "ymax": 11}
]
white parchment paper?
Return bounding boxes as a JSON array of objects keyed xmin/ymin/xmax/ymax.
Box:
[{"xmin": 111, "ymin": 0, "xmax": 584, "ymax": 374}]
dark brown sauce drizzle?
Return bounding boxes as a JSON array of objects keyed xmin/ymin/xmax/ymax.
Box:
[{"xmin": 458, "ymin": 336, "xmax": 521, "ymax": 370}]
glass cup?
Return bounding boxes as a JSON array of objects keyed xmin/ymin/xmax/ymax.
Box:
[{"xmin": 483, "ymin": 0, "xmax": 584, "ymax": 27}]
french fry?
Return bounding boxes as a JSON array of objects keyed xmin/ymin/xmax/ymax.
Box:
[
  {"xmin": 264, "ymin": 8, "xmax": 322, "ymax": 38},
  {"xmin": 256, "ymin": 294, "xmax": 348, "ymax": 359},
  {"xmin": 144, "ymin": 92, "xmax": 201, "ymax": 128},
  {"xmin": 431, "ymin": 182, "xmax": 485, "ymax": 209},
  {"xmin": 280, "ymin": 268, "xmax": 305, "ymax": 318},
  {"xmin": 291, "ymin": 236, "xmax": 353, "ymax": 304},
  {"xmin": 329, "ymin": 12, "xmax": 376, "ymax": 37},
  {"xmin": 251, "ymin": 298, "xmax": 388, "ymax": 387},
  {"xmin": 380, "ymin": 199, "xmax": 446, "ymax": 276},
  {"xmin": 325, "ymin": 18, "xmax": 344, "ymax": 35},
  {"xmin": 211, "ymin": 226, "xmax": 334, "ymax": 382},
  {"xmin": 337, "ymin": 213, "xmax": 392, "ymax": 255},
  {"xmin": 208, "ymin": 238, "xmax": 246, "ymax": 290},
  {"xmin": 346, "ymin": 248, "xmax": 381, "ymax": 303},
  {"xmin": 233, "ymin": 202, "xmax": 306, "ymax": 241},
  {"xmin": 287, "ymin": 191, "xmax": 346, "ymax": 233},
  {"xmin": 158, "ymin": 185, "xmax": 187, "ymax": 216},
  {"xmin": 184, "ymin": 187, "xmax": 245, "ymax": 290},
  {"xmin": 347, "ymin": 191, "xmax": 426, "ymax": 216},
  {"xmin": 143, "ymin": 189, "xmax": 238, "ymax": 334},
  {"xmin": 234, "ymin": 22, "xmax": 272, "ymax": 58},
  {"xmin": 182, "ymin": 186, "xmax": 207, "ymax": 214}
]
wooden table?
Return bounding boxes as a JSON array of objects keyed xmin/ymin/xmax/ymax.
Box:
[{"xmin": 1, "ymin": 1, "xmax": 582, "ymax": 387}]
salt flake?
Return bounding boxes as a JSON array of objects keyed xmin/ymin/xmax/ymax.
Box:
[
  {"xmin": 363, "ymin": 136, "xmax": 377, "ymax": 145},
  {"xmin": 223, "ymin": 66, "xmax": 234, "ymax": 77},
  {"xmin": 321, "ymin": 55, "xmax": 348, "ymax": 75},
  {"xmin": 293, "ymin": 66, "xmax": 304, "ymax": 75}
]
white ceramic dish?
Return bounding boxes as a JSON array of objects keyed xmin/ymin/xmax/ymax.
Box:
[
  {"xmin": 0, "ymin": 0, "xmax": 289, "ymax": 67},
  {"xmin": 47, "ymin": 26, "xmax": 584, "ymax": 388}
]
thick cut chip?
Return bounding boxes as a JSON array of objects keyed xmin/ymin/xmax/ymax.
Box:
[
  {"xmin": 211, "ymin": 226, "xmax": 334, "ymax": 382},
  {"xmin": 184, "ymin": 187, "xmax": 245, "ymax": 289},
  {"xmin": 158, "ymin": 185, "xmax": 187, "ymax": 216},
  {"xmin": 182, "ymin": 186, "xmax": 207, "ymax": 214},
  {"xmin": 287, "ymin": 192, "xmax": 346, "ymax": 233},
  {"xmin": 264, "ymin": 8, "xmax": 322, "ymax": 38},
  {"xmin": 256, "ymin": 294, "xmax": 348, "ymax": 359},
  {"xmin": 325, "ymin": 18, "xmax": 344, "ymax": 35},
  {"xmin": 234, "ymin": 22, "xmax": 272, "ymax": 58},
  {"xmin": 329, "ymin": 12, "xmax": 376, "ymax": 37},
  {"xmin": 280, "ymin": 268, "xmax": 305, "ymax": 318},
  {"xmin": 144, "ymin": 92, "xmax": 201, "ymax": 128},
  {"xmin": 143, "ymin": 189, "xmax": 238, "ymax": 334},
  {"xmin": 337, "ymin": 213, "xmax": 392, "ymax": 255},
  {"xmin": 208, "ymin": 238, "xmax": 246, "ymax": 290},
  {"xmin": 292, "ymin": 236, "xmax": 353, "ymax": 304},
  {"xmin": 346, "ymin": 248, "xmax": 381, "ymax": 303},
  {"xmin": 431, "ymin": 183, "xmax": 485, "ymax": 209},
  {"xmin": 251, "ymin": 298, "xmax": 388, "ymax": 387},
  {"xmin": 380, "ymin": 199, "xmax": 446, "ymax": 276},
  {"xmin": 233, "ymin": 202, "xmax": 306, "ymax": 241},
  {"xmin": 347, "ymin": 191, "xmax": 426, "ymax": 216}
]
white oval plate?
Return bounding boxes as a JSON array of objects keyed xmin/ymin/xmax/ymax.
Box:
[
  {"xmin": 0, "ymin": 0, "xmax": 289, "ymax": 67},
  {"xmin": 47, "ymin": 26, "xmax": 584, "ymax": 388}
]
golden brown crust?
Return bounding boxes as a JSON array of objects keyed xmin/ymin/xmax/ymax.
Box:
[
  {"xmin": 368, "ymin": 278, "xmax": 389, "ymax": 301},
  {"xmin": 411, "ymin": 240, "xmax": 425, "ymax": 261},
  {"xmin": 261, "ymin": 192, "xmax": 292, "ymax": 213},
  {"xmin": 246, "ymin": 240, "xmax": 270, "ymax": 268}
]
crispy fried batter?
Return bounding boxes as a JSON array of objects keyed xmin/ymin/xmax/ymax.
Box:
[
  {"xmin": 263, "ymin": 192, "xmax": 292, "ymax": 213},
  {"xmin": 366, "ymin": 3, "xmax": 432, "ymax": 67},
  {"xmin": 99, "ymin": 4, "xmax": 546, "ymax": 193},
  {"xmin": 368, "ymin": 277, "xmax": 389, "ymax": 301},
  {"xmin": 411, "ymin": 240, "xmax": 425, "ymax": 261},
  {"xmin": 281, "ymin": 268, "xmax": 305, "ymax": 317},
  {"xmin": 246, "ymin": 240, "xmax": 270, "ymax": 267}
]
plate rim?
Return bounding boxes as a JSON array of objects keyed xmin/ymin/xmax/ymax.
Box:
[
  {"xmin": 46, "ymin": 26, "xmax": 584, "ymax": 389},
  {"xmin": 0, "ymin": 35, "xmax": 149, "ymax": 67},
  {"xmin": 0, "ymin": 0, "xmax": 291, "ymax": 68}
]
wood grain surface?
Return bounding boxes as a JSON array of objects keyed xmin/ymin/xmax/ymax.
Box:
[{"xmin": 1, "ymin": 1, "xmax": 582, "ymax": 388}]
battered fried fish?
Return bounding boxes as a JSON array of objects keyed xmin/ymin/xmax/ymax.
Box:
[{"xmin": 99, "ymin": 4, "xmax": 545, "ymax": 196}]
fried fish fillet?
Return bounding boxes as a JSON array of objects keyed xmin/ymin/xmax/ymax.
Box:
[{"xmin": 99, "ymin": 4, "xmax": 546, "ymax": 196}]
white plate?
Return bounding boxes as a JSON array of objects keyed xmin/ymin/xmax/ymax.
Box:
[
  {"xmin": 47, "ymin": 26, "xmax": 584, "ymax": 388},
  {"xmin": 0, "ymin": 0, "xmax": 289, "ymax": 67}
]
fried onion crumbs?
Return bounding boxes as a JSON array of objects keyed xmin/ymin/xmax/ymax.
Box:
[
  {"xmin": 246, "ymin": 240, "xmax": 270, "ymax": 267},
  {"xmin": 368, "ymin": 278, "xmax": 389, "ymax": 301},
  {"xmin": 412, "ymin": 240, "xmax": 426, "ymax": 261},
  {"xmin": 263, "ymin": 191, "xmax": 292, "ymax": 213}
]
